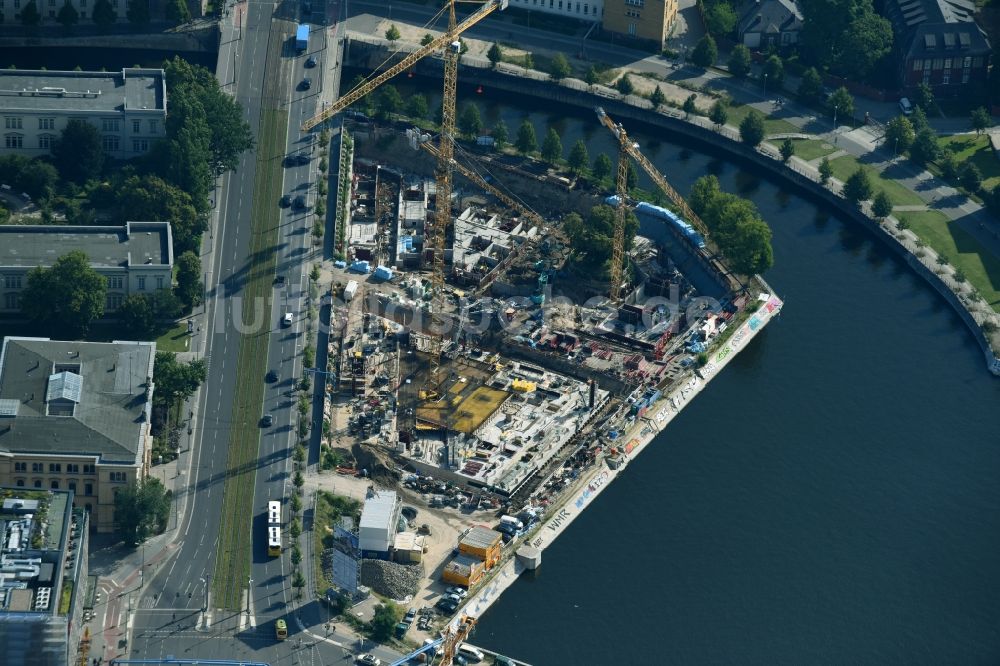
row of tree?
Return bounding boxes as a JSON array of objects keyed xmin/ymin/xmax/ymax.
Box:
[{"xmin": 15, "ymin": 0, "xmax": 190, "ymax": 31}]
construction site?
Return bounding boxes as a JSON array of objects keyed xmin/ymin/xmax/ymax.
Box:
[{"xmin": 298, "ymin": 1, "xmax": 783, "ymax": 661}]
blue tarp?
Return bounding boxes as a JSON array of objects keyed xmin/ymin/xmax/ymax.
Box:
[
  {"xmin": 635, "ymin": 201, "xmax": 706, "ymax": 249},
  {"xmin": 334, "ymin": 260, "xmax": 347, "ymax": 269},
  {"xmin": 374, "ymin": 265, "xmax": 393, "ymax": 280},
  {"xmin": 350, "ymin": 260, "xmax": 371, "ymax": 274}
]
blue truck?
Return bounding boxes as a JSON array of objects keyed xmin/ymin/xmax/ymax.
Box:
[{"xmin": 295, "ymin": 24, "xmax": 309, "ymax": 53}]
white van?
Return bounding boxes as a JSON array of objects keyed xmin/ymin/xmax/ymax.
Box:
[
  {"xmin": 898, "ymin": 97, "xmax": 913, "ymax": 115},
  {"xmin": 499, "ymin": 515, "xmax": 523, "ymax": 531},
  {"xmin": 456, "ymin": 644, "xmax": 484, "ymax": 663}
]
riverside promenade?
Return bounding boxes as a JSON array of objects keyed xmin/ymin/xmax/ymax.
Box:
[{"xmin": 461, "ymin": 289, "xmax": 784, "ymax": 621}]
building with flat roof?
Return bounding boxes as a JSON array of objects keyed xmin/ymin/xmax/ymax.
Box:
[
  {"xmin": 602, "ymin": 0, "xmax": 677, "ymax": 48},
  {"xmin": 0, "ymin": 222, "xmax": 174, "ymax": 313},
  {"xmin": 358, "ymin": 490, "xmax": 401, "ymax": 558},
  {"xmin": 0, "ymin": 488, "xmax": 89, "ymax": 666},
  {"xmin": 0, "ymin": 337, "xmax": 156, "ymax": 532},
  {"xmin": 458, "ymin": 526, "xmax": 502, "ymax": 569},
  {"xmin": 0, "ymin": 68, "xmax": 166, "ymax": 158}
]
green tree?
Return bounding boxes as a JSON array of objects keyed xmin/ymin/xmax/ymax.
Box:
[
  {"xmin": 92, "ymin": 0, "xmax": 116, "ymax": 30},
  {"xmin": 487, "ymin": 42, "xmax": 503, "ymax": 67},
  {"xmin": 117, "ymin": 175, "xmax": 205, "ymax": 253},
  {"xmin": 374, "ymin": 84, "xmax": 403, "ymax": 121},
  {"xmin": 837, "ymin": 13, "xmax": 893, "ymax": 79},
  {"xmin": 126, "ymin": 0, "xmax": 150, "ymax": 25},
  {"xmin": 565, "ymin": 204, "xmax": 640, "ymax": 272},
  {"xmin": 872, "ymin": 191, "xmax": 893, "ymax": 219},
  {"xmin": 914, "ymin": 82, "xmax": 935, "ymax": 113},
  {"xmin": 970, "ymin": 107, "xmax": 991, "ymax": 135},
  {"xmin": 910, "ymin": 106, "xmax": 929, "ymax": 134},
  {"xmin": 689, "ymin": 174, "xmax": 721, "ymax": 215},
  {"xmin": 739, "ymin": 110, "xmax": 765, "ymax": 146},
  {"xmin": 709, "ymin": 99, "xmax": 728, "ymax": 127},
  {"xmin": 728, "ymin": 217, "xmax": 774, "ymax": 275},
  {"xmin": 515, "ymin": 119, "xmax": 537, "ymax": 155},
  {"xmin": 938, "ymin": 150, "xmax": 959, "ymax": 181},
  {"xmin": 959, "ymin": 162, "xmax": 983, "ymax": 192},
  {"xmin": 884, "ymin": 116, "xmax": 915, "ymax": 154},
  {"xmin": 705, "ymin": 3, "xmax": 737, "ymax": 36},
  {"xmin": 585, "ymin": 65, "xmax": 599, "ymax": 88},
  {"xmin": 114, "ymin": 478, "xmax": 171, "ymax": 547},
  {"xmin": 567, "ymin": 139, "xmax": 589, "ymax": 174},
  {"xmin": 165, "ymin": 0, "xmax": 190, "ymax": 23},
  {"xmin": 175, "ymin": 250, "xmax": 203, "ymax": 310},
  {"xmin": 492, "ymin": 119, "xmax": 508, "ymax": 148},
  {"xmin": 21, "ymin": 251, "xmax": 106, "ymax": 338},
  {"xmin": 843, "ymin": 167, "xmax": 873, "ymax": 204},
  {"xmin": 458, "ymin": 103, "xmax": 483, "ymax": 137},
  {"xmin": 727, "ymin": 44, "xmax": 752, "ymax": 78},
  {"xmin": 406, "ymin": 93, "xmax": 428, "ymax": 120},
  {"xmin": 828, "ymin": 86, "xmax": 854, "ymax": 122},
  {"xmin": 616, "ymin": 74, "xmax": 634, "ymax": 96},
  {"xmin": 819, "ymin": 156, "xmax": 833, "ymax": 184},
  {"xmin": 57, "ymin": 0, "xmax": 79, "ymax": 32},
  {"xmin": 19, "ymin": 0, "xmax": 41, "ymax": 27},
  {"xmin": 780, "ymin": 138, "xmax": 795, "ymax": 162},
  {"xmin": 763, "ymin": 55, "xmax": 784, "ymax": 90},
  {"xmin": 420, "ymin": 33, "xmax": 434, "ymax": 46},
  {"xmin": 690, "ymin": 35, "xmax": 718, "ymax": 68},
  {"xmin": 592, "ymin": 153, "xmax": 613, "ymax": 181},
  {"xmin": 541, "ymin": 128, "xmax": 563, "ymax": 163},
  {"xmin": 797, "ymin": 67, "xmax": 824, "ymax": 104},
  {"xmin": 690, "ymin": 176, "xmax": 773, "ymax": 275},
  {"xmin": 909, "ymin": 128, "xmax": 940, "ymax": 166},
  {"xmin": 683, "ymin": 94, "xmax": 697, "ymax": 117},
  {"xmin": 0, "ymin": 155, "xmax": 58, "ymax": 200},
  {"xmin": 118, "ymin": 293, "xmax": 156, "ymax": 338},
  {"xmin": 385, "ymin": 24, "xmax": 401, "ymax": 43},
  {"xmin": 549, "ymin": 52, "xmax": 571, "ymax": 80},
  {"xmin": 152, "ymin": 351, "xmax": 207, "ymax": 408},
  {"xmin": 798, "ymin": 0, "xmax": 862, "ymax": 67},
  {"xmin": 649, "ymin": 85, "xmax": 666, "ymax": 109},
  {"xmin": 52, "ymin": 119, "xmax": 105, "ymax": 184},
  {"xmin": 370, "ymin": 603, "xmax": 401, "ymax": 641}
]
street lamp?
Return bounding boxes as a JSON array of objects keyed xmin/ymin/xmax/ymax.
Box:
[
  {"xmin": 893, "ymin": 137, "xmax": 899, "ymax": 159},
  {"xmin": 762, "ymin": 72, "xmax": 768, "ymax": 99},
  {"xmin": 200, "ymin": 575, "xmax": 210, "ymax": 612},
  {"xmin": 246, "ymin": 577, "xmax": 253, "ymax": 615},
  {"xmin": 833, "ymin": 104, "xmax": 839, "ymax": 131}
]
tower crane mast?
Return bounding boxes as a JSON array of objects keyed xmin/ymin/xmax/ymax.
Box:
[{"xmin": 595, "ymin": 107, "xmax": 714, "ymax": 300}]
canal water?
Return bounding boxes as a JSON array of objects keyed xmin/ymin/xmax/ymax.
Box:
[{"xmin": 384, "ymin": 82, "xmax": 1000, "ymax": 664}]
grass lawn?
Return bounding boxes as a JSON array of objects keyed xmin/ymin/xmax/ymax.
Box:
[
  {"xmin": 725, "ymin": 103, "xmax": 799, "ymax": 135},
  {"xmin": 899, "ymin": 209, "xmax": 1000, "ymax": 312},
  {"xmin": 784, "ymin": 138, "xmax": 837, "ymax": 162},
  {"xmin": 828, "ymin": 155, "xmax": 926, "ymax": 207},
  {"xmin": 155, "ymin": 320, "xmax": 192, "ymax": 352},
  {"xmin": 937, "ymin": 134, "xmax": 1000, "ymax": 193}
]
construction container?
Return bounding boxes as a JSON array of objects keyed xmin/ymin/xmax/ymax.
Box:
[
  {"xmin": 344, "ymin": 280, "xmax": 359, "ymax": 302},
  {"xmin": 442, "ymin": 554, "xmax": 485, "ymax": 587},
  {"xmin": 458, "ymin": 526, "xmax": 502, "ymax": 569},
  {"xmin": 374, "ymin": 265, "xmax": 393, "ymax": 281},
  {"xmin": 510, "ymin": 379, "xmax": 536, "ymax": 393},
  {"xmin": 350, "ymin": 260, "xmax": 371, "ymax": 274},
  {"xmin": 393, "ymin": 532, "xmax": 425, "ymax": 563}
]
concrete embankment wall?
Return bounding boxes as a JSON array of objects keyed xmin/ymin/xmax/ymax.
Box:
[
  {"xmin": 344, "ymin": 39, "xmax": 1000, "ymax": 375},
  {"xmin": 0, "ymin": 26, "xmax": 218, "ymax": 52}
]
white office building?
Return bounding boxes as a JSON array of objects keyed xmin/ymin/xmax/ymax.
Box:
[
  {"xmin": 0, "ymin": 68, "xmax": 167, "ymax": 158},
  {"xmin": 505, "ymin": 0, "xmax": 603, "ymax": 20}
]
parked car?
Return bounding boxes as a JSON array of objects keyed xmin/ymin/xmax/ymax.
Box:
[
  {"xmin": 404, "ymin": 608, "xmax": 417, "ymax": 622},
  {"xmin": 435, "ymin": 598, "xmax": 458, "ymax": 614},
  {"xmin": 899, "ymin": 97, "xmax": 913, "ymax": 115},
  {"xmin": 356, "ymin": 655, "xmax": 381, "ymax": 666},
  {"xmin": 445, "ymin": 586, "xmax": 468, "ymax": 599}
]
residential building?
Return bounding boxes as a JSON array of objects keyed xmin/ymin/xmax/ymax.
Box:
[
  {"xmin": 0, "ymin": 68, "xmax": 166, "ymax": 158},
  {"xmin": 882, "ymin": 0, "xmax": 992, "ymax": 93},
  {"xmin": 602, "ymin": 0, "xmax": 678, "ymax": 48},
  {"xmin": 0, "ymin": 221, "xmax": 174, "ymax": 313},
  {"xmin": 0, "ymin": 488, "xmax": 89, "ymax": 666},
  {"xmin": 0, "ymin": 337, "xmax": 156, "ymax": 533},
  {"xmin": 736, "ymin": 0, "xmax": 803, "ymax": 50},
  {"xmin": 505, "ymin": 0, "xmax": 603, "ymax": 21}
]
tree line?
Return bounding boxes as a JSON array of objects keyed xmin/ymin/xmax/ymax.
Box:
[{"xmin": 15, "ymin": 0, "xmax": 191, "ymax": 33}]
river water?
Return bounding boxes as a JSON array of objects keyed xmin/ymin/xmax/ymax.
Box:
[{"xmin": 390, "ymin": 84, "xmax": 1000, "ymax": 665}]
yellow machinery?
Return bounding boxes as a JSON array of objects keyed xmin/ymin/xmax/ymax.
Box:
[
  {"xmin": 438, "ymin": 615, "xmax": 478, "ymax": 665},
  {"xmin": 594, "ymin": 106, "xmax": 713, "ymax": 301}
]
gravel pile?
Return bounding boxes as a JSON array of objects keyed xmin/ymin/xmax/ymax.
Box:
[{"xmin": 359, "ymin": 559, "xmax": 423, "ymax": 599}]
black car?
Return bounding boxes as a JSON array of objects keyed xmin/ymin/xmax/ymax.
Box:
[
  {"xmin": 305, "ymin": 56, "xmax": 317, "ymax": 68},
  {"xmin": 293, "ymin": 195, "xmax": 308, "ymax": 210},
  {"xmin": 435, "ymin": 598, "xmax": 458, "ymax": 614},
  {"xmin": 261, "ymin": 414, "xmax": 274, "ymax": 427},
  {"xmin": 300, "ymin": 78, "xmax": 312, "ymax": 90},
  {"xmin": 294, "ymin": 153, "xmax": 310, "ymax": 166},
  {"xmin": 279, "ymin": 194, "xmax": 292, "ymax": 208},
  {"xmin": 266, "ymin": 369, "xmax": 278, "ymax": 383}
]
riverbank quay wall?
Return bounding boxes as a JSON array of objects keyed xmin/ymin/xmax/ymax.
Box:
[{"xmin": 342, "ymin": 37, "xmax": 1000, "ymax": 376}]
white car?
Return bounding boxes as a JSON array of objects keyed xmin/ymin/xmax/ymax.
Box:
[
  {"xmin": 356, "ymin": 655, "xmax": 381, "ymax": 666},
  {"xmin": 445, "ymin": 586, "xmax": 468, "ymax": 599},
  {"xmin": 898, "ymin": 97, "xmax": 913, "ymax": 116},
  {"xmin": 282, "ymin": 312, "xmax": 293, "ymax": 327}
]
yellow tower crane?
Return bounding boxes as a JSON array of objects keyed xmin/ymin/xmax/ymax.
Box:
[
  {"xmin": 301, "ymin": 0, "xmax": 508, "ymax": 383},
  {"xmin": 594, "ymin": 106, "xmax": 714, "ymax": 300}
]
